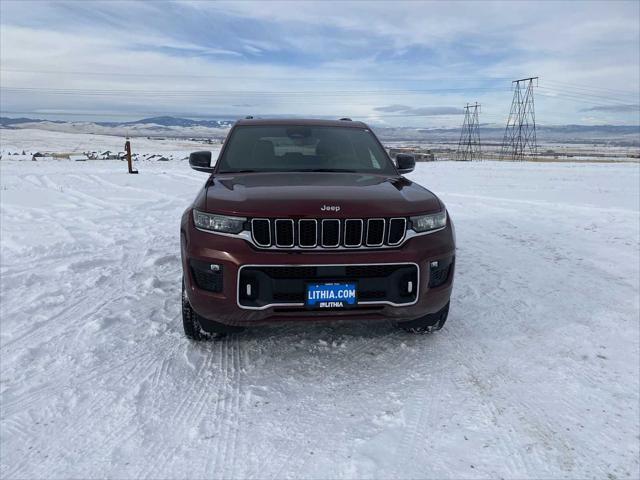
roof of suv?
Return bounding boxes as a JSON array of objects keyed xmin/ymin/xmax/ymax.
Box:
[{"xmin": 234, "ymin": 118, "xmax": 369, "ymax": 128}]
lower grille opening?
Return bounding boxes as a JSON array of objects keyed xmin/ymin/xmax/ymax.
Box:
[
  {"xmin": 345, "ymin": 264, "xmax": 400, "ymax": 277},
  {"xmin": 273, "ymin": 292, "xmax": 303, "ymax": 302},
  {"xmin": 258, "ymin": 266, "xmax": 317, "ymax": 279},
  {"xmin": 272, "ymin": 306, "xmax": 385, "ymax": 313},
  {"xmin": 239, "ymin": 264, "xmax": 418, "ymax": 309}
]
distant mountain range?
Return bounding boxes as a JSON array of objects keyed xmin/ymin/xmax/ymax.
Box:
[
  {"xmin": 0, "ymin": 115, "xmax": 236, "ymax": 139},
  {"xmin": 97, "ymin": 116, "xmax": 236, "ymax": 128},
  {"xmin": 0, "ymin": 115, "xmax": 235, "ymax": 128},
  {"xmin": 1, "ymin": 115, "xmax": 639, "ymax": 146},
  {"xmin": 382, "ymin": 124, "xmax": 640, "ymax": 145}
]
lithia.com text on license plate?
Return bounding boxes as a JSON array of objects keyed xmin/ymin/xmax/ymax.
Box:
[{"xmin": 306, "ymin": 282, "xmax": 357, "ymax": 309}]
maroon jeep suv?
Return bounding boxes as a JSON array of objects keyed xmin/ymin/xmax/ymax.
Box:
[{"xmin": 180, "ymin": 118, "xmax": 455, "ymax": 339}]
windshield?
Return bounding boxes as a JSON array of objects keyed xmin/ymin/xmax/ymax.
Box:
[{"xmin": 217, "ymin": 125, "xmax": 396, "ymax": 174}]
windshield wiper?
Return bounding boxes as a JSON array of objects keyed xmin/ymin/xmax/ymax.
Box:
[
  {"xmin": 293, "ymin": 168, "xmax": 358, "ymax": 173},
  {"xmin": 219, "ymin": 169, "xmax": 260, "ymax": 173}
]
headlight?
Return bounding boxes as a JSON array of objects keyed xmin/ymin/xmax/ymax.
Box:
[
  {"xmin": 410, "ymin": 210, "xmax": 447, "ymax": 233},
  {"xmin": 193, "ymin": 210, "xmax": 246, "ymax": 234}
]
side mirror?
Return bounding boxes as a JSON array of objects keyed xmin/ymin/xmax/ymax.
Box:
[
  {"xmin": 396, "ymin": 153, "xmax": 415, "ymax": 174},
  {"xmin": 189, "ymin": 151, "xmax": 213, "ymax": 173}
]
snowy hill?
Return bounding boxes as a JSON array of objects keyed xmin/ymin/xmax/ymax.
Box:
[
  {"xmin": 0, "ymin": 116, "xmax": 233, "ymax": 139},
  {"xmin": 2, "ymin": 116, "xmax": 638, "ymax": 145}
]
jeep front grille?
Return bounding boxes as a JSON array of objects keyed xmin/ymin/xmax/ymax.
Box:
[{"xmin": 249, "ymin": 217, "xmax": 407, "ymax": 249}]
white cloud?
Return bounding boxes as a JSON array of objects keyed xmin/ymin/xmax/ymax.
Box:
[{"xmin": 1, "ymin": 1, "xmax": 638, "ymax": 126}]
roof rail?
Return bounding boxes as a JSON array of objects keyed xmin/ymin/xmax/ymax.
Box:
[{"xmin": 339, "ymin": 117, "xmax": 352, "ymax": 121}]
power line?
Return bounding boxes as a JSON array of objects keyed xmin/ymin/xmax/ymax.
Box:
[
  {"xmin": 0, "ymin": 109, "xmax": 471, "ymax": 120},
  {"xmin": 536, "ymin": 92, "xmax": 638, "ymax": 109},
  {"xmin": 543, "ymin": 79, "xmax": 638, "ymax": 97},
  {"xmin": 0, "ymin": 86, "xmax": 510, "ymax": 97},
  {"xmin": 0, "ymin": 68, "xmax": 512, "ymax": 82},
  {"xmin": 456, "ymin": 103, "xmax": 481, "ymax": 161},
  {"xmin": 538, "ymin": 86, "xmax": 635, "ymax": 105},
  {"xmin": 4, "ymin": 68, "xmax": 632, "ymax": 98}
]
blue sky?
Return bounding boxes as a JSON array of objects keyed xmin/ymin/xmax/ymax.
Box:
[{"xmin": 1, "ymin": 0, "xmax": 638, "ymax": 126}]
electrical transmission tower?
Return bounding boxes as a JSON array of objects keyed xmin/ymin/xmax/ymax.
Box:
[
  {"xmin": 501, "ymin": 77, "xmax": 538, "ymax": 160},
  {"xmin": 456, "ymin": 102, "xmax": 481, "ymax": 161}
]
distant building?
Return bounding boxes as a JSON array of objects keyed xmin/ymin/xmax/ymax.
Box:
[
  {"xmin": 146, "ymin": 154, "xmax": 170, "ymax": 161},
  {"xmin": 99, "ymin": 150, "xmax": 119, "ymax": 160}
]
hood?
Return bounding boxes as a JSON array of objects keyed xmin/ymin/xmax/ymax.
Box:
[{"xmin": 201, "ymin": 172, "xmax": 442, "ymax": 217}]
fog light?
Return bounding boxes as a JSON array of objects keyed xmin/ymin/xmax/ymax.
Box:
[
  {"xmin": 428, "ymin": 257, "xmax": 453, "ymax": 288},
  {"xmin": 189, "ymin": 259, "xmax": 223, "ymax": 293}
]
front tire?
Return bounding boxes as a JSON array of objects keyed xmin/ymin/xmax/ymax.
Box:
[
  {"xmin": 399, "ymin": 302, "xmax": 450, "ymax": 334},
  {"xmin": 182, "ymin": 281, "xmax": 216, "ymax": 340}
]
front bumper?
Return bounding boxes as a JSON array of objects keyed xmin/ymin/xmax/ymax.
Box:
[{"xmin": 181, "ymin": 210, "xmax": 455, "ymax": 326}]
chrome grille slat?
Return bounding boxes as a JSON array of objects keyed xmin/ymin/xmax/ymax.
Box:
[{"xmin": 250, "ymin": 217, "xmax": 408, "ymax": 249}]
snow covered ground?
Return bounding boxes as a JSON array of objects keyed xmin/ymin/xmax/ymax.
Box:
[
  {"xmin": 1, "ymin": 153, "xmax": 639, "ymax": 478},
  {"xmin": 0, "ymin": 128, "xmax": 218, "ymax": 161}
]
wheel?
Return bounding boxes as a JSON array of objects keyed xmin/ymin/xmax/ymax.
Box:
[
  {"xmin": 182, "ymin": 280, "xmax": 242, "ymax": 340},
  {"xmin": 182, "ymin": 281, "xmax": 216, "ymax": 340},
  {"xmin": 399, "ymin": 302, "xmax": 450, "ymax": 334}
]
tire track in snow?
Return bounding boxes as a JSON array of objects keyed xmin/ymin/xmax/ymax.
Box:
[
  {"xmin": 79, "ymin": 341, "xmax": 188, "ymax": 479},
  {"xmin": 43, "ymin": 353, "xmax": 163, "ymax": 479},
  {"xmin": 387, "ymin": 338, "xmax": 452, "ymax": 478},
  {"xmin": 209, "ymin": 336, "xmax": 242, "ymax": 478},
  {"xmin": 141, "ymin": 343, "xmax": 222, "ymax": 479},
  {"xmin": 1, "ymin": 333, "xmax": 168, "ymax": 415},
  {"xmin": 201, "ymin": 342, "xmax": 228, "ymax": 477},
  {"xmin": 3, "ymin": 348, "xmax": 164, "ymax": 479},
  {"xmin": 226, "ymin": 335, "xmax": 247, "ymax": 479},
  {"xmin": 2, "ymin": 295, "xmax": 134, "ymax": 414},
  {"xmin": 274, "ymin": 326, "xmax": 411, "ymax": 478}
]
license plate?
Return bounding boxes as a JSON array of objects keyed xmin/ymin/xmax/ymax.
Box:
[{"xmin": 306, "ymin": 282, "xmax": 357, "ymax": 309}]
